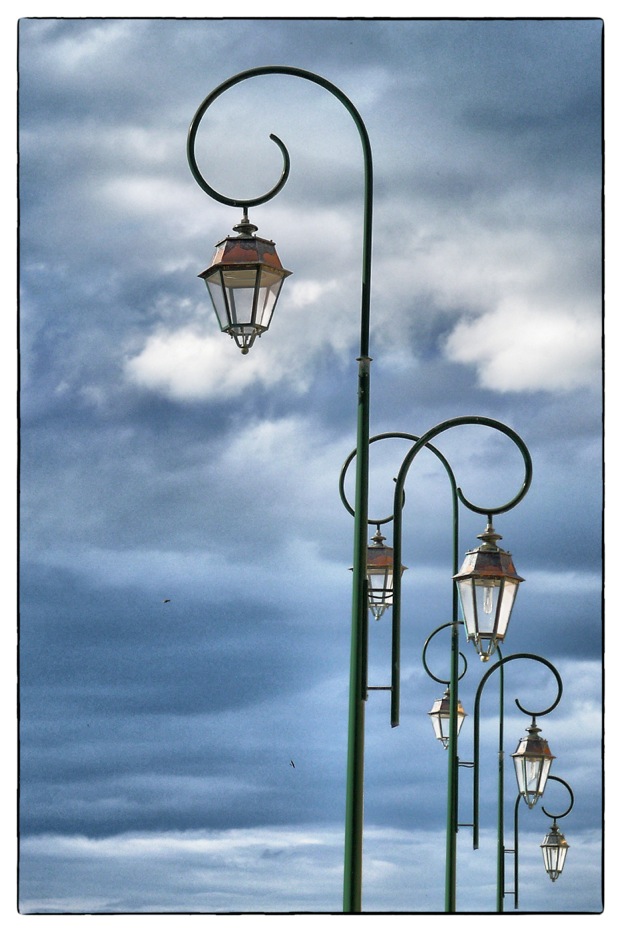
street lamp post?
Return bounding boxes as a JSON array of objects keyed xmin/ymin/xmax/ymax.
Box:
[
  {"xmin": 187, "ymin": 66, "xmax": 374, "ymax": 914},
  {"xmin": 470, "ymin": 653, "xmax": 563, "ymax": 911},
  {"xmin": 511, "ymin": 775, "xmax": 574, "ymax": 907},
  {"xmin": 539, "ymin": 777, "xmax": 574, "ymax": 883}
]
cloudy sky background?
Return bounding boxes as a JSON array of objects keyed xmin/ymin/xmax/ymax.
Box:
[{"xmin": 15, "ymin": 11, "xmax": 605, "ymax": 917}]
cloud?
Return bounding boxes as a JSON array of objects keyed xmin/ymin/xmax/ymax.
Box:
[
  {"xmin": 18, "ymin": 821, "xmax": 603, "ymax": 914},
  {"xmin": 444, "ymin": 298, "xmax": 601, "ymax": 392},
  {"xmin": 125, "ymin": 325, "xmax": 277, "ymax": 401},
  {"xmin": 123, "ymin": 272, "xmax": 346, "ymax": 402},
  {"xmin": 18, "ymin": 826, "xmax": 344, "ymax": 913}
]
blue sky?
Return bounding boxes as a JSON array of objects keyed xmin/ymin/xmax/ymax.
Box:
[{"xmin": 15, "ymin": 12, "xmax": 604, "ymax": 918}]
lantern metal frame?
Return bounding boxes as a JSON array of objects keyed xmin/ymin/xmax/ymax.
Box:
[
  {"xmin": 428, "ymin": 688, "xmax": 467, "ymax": 748},
  {"xmin": 453, "ymin": 523, "xmax": 524, "ymax": 662},
  {"xmin": 511, "ymin": 716, "xmax": 556, "ymax": 809},
  {"xmin": 365, "ymin": 525, "xmax": 406, "ymax": 620},
  {"xmin": 198, "ymin": 212, "xmax": 292, "ymax": 354}
]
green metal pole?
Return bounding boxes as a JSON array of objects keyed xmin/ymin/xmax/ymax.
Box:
[
  {"xmin": 444, "ymin": 619, "xmax": 460, "ymax": 912},
  {"xmin": 343, "ymin": 356, "xmax": 371, "ymax": 914},
  {"xmin": 496, "ymin": 659, "xmax": 505, "ymax": 913},
  {"xmin": 513, "ymin": 794, "xmax": 521, "ymax": 909},
  {"xmin": 332, "ymin": 79, "xmax": 374, "ymax": 918},
  {"xmin": 445, "ymin": 467, "xmax": 461, "ymax": 912}
]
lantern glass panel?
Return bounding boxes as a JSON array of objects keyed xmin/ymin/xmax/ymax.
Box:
[
  {"xmin": 222, "ymin": 268, "xmax": 260, "ymax": 326},
  {"xmin": 457, "ymin": 576, "xmax": 519, "ymax": 660},
  {"xmin": 367, "ymin": 565, "xmax": 393, "ymax": 619},
  {"xmin": 428, "ymin": 696, "xmax": 449, "ymax": 745},
  {"xmin": 456, "ymin": 578, "xmax": 478, "ymax": 640},
  {"xmin": 430, "ymin": 711, "xmax": 447, "ymax": 745},
  {"xmin": 494, "ymin": 577, "xmax": 519, "ymax": 639},
  {"xmin": 512, "ymin": 719, "xmax": 555, "ymax": 807},
  {"xmin": 428, "ymin": 693, "xmax": 466, "ymax": 748},
  {"xmin": 255, "ymin": 271, "xmax": 286, "ymax": 329},
  {"xmin": 516, "ymin": 756, "xmax": 551, "ymax": 807},
  {"xmin": 205, "ymin": 270, "xmax": 231, "ymax": 331}
]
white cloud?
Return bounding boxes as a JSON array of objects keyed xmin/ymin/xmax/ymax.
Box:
[
  {"xmin": 520, "ymin": 570, "xmax": 601, "ymax": 595},
  {"xmin": 18, "ymin": 821, "xmax": 602, "ymax": 914},
  {"xmin": 444, "ymin": 298, "xmax": 601, "ymax": 392},
  {"xmin": 123, "ymin": 274, "xmax": 348, "ymax": 403},
  {"xmin": 124, "ymin": 325, "xmax": 288, "ymax": 401},
  {"xmin": 19, "ymin": 826, "xmax": 345, "ymax": 913}
]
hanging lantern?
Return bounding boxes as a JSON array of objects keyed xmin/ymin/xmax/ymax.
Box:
[
  {"xmin": 453, "ymin": 522, "xmax": 524, "ymax": 661},
  {"xmin": 511, "ymin": 718, "xmax": 555, "ymax": 808},
  {"xmin": 365, "ymin": 527, "xmax": 406, "ymax": 620},
  {"xmin": 199, "ymin": 212, "xmax": 291, "ymax": 354},
  {"xmin": 427, "ymin": 688, "xmax": 467, "ymax": 748},
  {"xmin": 540, "ymin": 821, "xmax": 570, "ymax": 881}
]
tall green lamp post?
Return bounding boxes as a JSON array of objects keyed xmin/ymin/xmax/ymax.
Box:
[
  {"xmin": 187, "ymin": 66, "xmax": 374, "ymax": 914},
  {"xmin": 510, "ymin": 775, "xmax": 574, "ymax": 907}
]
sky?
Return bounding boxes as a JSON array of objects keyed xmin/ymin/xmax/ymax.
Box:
[{"xmin": 14, "ymin": 9, "xmax": 605, "ymax": 921}]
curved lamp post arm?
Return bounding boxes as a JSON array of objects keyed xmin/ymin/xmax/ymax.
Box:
[
  {"xmin": 512, "ymin": 775, "xmax": 574, "ymax": 909},
  {"xmin": 340, "ymin": 417, "xmax": 532, "ymax": 725},
  {"xmin": 471, "ymin": 653, "xmax": 562, "ymax": 912},
  {"xmin": 340, "ymin": 431, "xmax": 459, "ymax": 530},
  {"xmin": 541, "ymin": 774, "xmax": 575, "ymax": 821},
  {"xmin": 340, "ymin": 430, "xmax": 462, "ymax": 703},
  {"xmin": 391, "ymin": 416, "xmax": 532, "ymax": 727},
  {"xmin": 471, "ymin": 652, "xmax": 563, "ymax": 852},
  {"xmin": 422, "ymin": 621, "xmax": 468, "ymax": 687}
]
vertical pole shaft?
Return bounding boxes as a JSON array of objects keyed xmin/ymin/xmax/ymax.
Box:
[
  {"xmin": 343, "ymin": 356, "xmax": 371, "ymax": 913},
  {"xmin": 444, "ymin": 620, "xmax": 460, "ymax": 912},
  {"xmin": 342, "ymin": 91, "xmax": 373, "ymax": 912},
  {"xmin": 513, "ymin": 795, "xmax": 520, "ymax": 909},
  {"xmin": 496, "ymin": 662, "xmax": 505, "ymax": 912},
  {"xmin": 444, "ymin": 494, "xmax": 461, "ymax": 912}
]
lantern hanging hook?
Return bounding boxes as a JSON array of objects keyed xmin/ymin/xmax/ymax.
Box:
[
  {"xmin": 541, "ymin": 775, "xmax": 575, "ymax": 822},
  {"xmin": 188, "ymin": 72, "xmax": 291, "ymax": 210},
  {"xmin": 422, "ymin": 621, "xmax": 468, "ymax": 686}
]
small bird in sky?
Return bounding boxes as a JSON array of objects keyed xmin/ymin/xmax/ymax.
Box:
[
  {"xmin": 290, "ymin": 760, "xmax": 296, "ymax": 768},
  {"xmin": 162, "ymin": 599, "xmax": 171, "ymax": 603}
]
